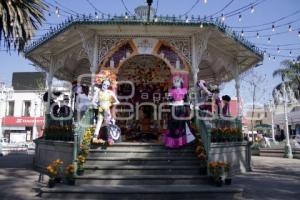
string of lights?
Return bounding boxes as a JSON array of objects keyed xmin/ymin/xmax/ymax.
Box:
[
  {"xmin": 180, "ymin": 0, "xmax": 201, "ymax": 16},
  {"xmin": 85, "ymin": 0, "xmax": 109, "ymax": 17},
  {"xmin": 121, "ymin": 0, "xmax": 133, "ymax": 16},
  {"xmin": 155, "ymin": 0, "xmax": 160, "ymax": 16},
  {"xmin": 208, "ymin": 0, "xmax": 235, "ymax": 18},
  {"xmin": 240, "ymin": 16, "xmax": 300, "ymax": 33},
  {"xmin": 44, "ymin": 0, "xmax": 70, "ymax": 17},
  {"xmin": 52, "ymin": 0, "xmax": 80, "ymax": 16},
  {"xmin": 2, "ymin": 0, "xmax": 298, "ymax": 61},
  {"xmin": 231, "ymin": 9, "xmax": 300, "ymax": 29}
]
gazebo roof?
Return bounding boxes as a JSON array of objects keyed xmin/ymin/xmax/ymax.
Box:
[{"xmin": 24, "ymin": 15, "xmax": 263, "ymax": 83}]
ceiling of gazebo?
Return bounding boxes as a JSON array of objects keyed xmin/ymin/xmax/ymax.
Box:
[{"xmin": 25, "ymin": 22, "xmax": 263, "ymax": 84}]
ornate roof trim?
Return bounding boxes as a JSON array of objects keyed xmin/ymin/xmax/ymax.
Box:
[{"xmin": 24, "ymin": 16, "xmax": 263, "ymax": 60}]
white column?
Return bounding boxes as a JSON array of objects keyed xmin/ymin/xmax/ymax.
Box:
[
  {"xmin": 235, "ymin": 66, "xmax": 241, "ymax": 119},
  {"xmin": 46, "ymin": 57, "xmax": 54, "ymax": 114},
  {"xmin": 90, "ymin": 34, "xmax": 99, "ymax": 97},
  {"xmin": 283, "ymin": 82, "xmax": 293, "ymax": 158}
]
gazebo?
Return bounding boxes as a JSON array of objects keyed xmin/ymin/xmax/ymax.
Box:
[{"xmin": 25, "ymin": 5, "xmax": 263, "ymax": 198}]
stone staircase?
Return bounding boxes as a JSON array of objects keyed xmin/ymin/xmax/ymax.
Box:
[{"xmin": 39, "ymin": 142, "xmax": 243, "ymax": 200}]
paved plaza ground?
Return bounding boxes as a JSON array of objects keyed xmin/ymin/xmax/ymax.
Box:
[{"xmin": 0, "ymin": 153, "xmax": 299, "ymax": 200}]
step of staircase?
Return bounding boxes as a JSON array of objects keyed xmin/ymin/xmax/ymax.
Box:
[
  {"xmin": 88, "ymin": 149, "xmax": 195, "ymax": 157},
  {"xmin": 83, "ymin": 165, "xmax": 202, "ymax": 175},
  {"xmin": 39, "ymin": 142, "xmax": 244, "ymax": 199},
  {"xmin": 85, "ymin": 156, "xmax": 201, "ymax": 165},
  {"xmin": 40, "ymin": 185, "xmax": 243, "ymax": 200},
  {"xmin": 75, "ymin": 174, "xmax": 208, "ymax": 185}
]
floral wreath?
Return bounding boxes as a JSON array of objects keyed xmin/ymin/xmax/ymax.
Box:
[{"xmin": 95, "ymin": 70, "xmax": 117, "ymax": 88}]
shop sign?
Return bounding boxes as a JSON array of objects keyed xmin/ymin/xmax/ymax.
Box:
[{"xmin": 1, "ymin": 116, "xmax": 45, "ymax": 126}]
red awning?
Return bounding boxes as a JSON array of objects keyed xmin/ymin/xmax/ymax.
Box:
[{"xmin": 1, "ymin": 116, "xmax": 45, "ymax": 126}]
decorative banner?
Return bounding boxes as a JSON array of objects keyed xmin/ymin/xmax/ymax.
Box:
[
  {"xmin": 2, "ymin": 117, "xmax": 45, "ymax": 126},
  {"xmin": 132, "ymin": 38, "xmax": 159, "ymax": 54}
]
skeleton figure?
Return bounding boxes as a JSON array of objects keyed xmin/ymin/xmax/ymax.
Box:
[{"xmin": 92, "ymin": 78, "xmax": 119, "ymax": 143}]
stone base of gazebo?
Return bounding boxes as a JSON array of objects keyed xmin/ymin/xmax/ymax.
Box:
[
  {"xmin": 209, "ymin": 142, "xmax": 252, "ymax": 174},
  {"xmin": 34, "ymin": 139, "xmax": 74, "ymax": 172}
]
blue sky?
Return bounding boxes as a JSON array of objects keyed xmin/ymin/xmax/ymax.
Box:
[{"xmin": 1, "ymin": 0, "xmax": 300, "ymax": 107}]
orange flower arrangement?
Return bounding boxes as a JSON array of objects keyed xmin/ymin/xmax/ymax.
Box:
[
  {"xmin": 95, "ymin": 70, "xmax": 117, "ymax": 88},
  {"xmin": 77, "ymin": 155, "xmax": 86, "ymax": 165},
  {"xmin": 46, "ymin": 159, "xmax": 63, "ymax": 179}
]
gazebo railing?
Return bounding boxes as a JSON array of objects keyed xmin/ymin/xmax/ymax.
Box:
[{"xmin": 73, "ymin": 108, "xmax": 94, "ymax": 174}]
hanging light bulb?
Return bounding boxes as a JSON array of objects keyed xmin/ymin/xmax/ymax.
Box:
[
  {"xmin": 95, "ymin": 12, "xmax": 99, "ymax": 19},
  {"xmin": 200, "ymin": 23, "xmax": 203, "ymax": 28},
  {"xmin": 272, "ymin": 24, "xmax": 275, "ymax": 32},
  {"xmin": 204, "ymin": 0, "xmax": 208, "ymax": 4},
  {"xmin": 256, "ymin": 32, "xmax": 259, "ymax": 39},
  {"xmin": 268, "ymin": 37, "xmax": 271, "ymax": 43},
  {"xmin": 125, "ymin": 12, "xmax": 128, "ymax": 19},
  {"xmin": 154, "ymin": 15, "xmax": 158, "ymax": 22},
  {"xmin": 251, "ymin": 6, "xmax": 255, "ymax": 13},
  {"xmin": 10, "ymin": 20, "xmax": 14, "ymax": 27},
  {"xmin": 55, "ymin": 7, "xmax": 60, "ymax": 17},
  {"xmin": 263, "ymin": 50, "xmax": 266, "ymax": 55},
  {"xmin": 185, "ymin": 16, "xmax": 189, "ymax": 23},
  {"xmin": 268, "ymin": 54, "xmax": 271, "ymax": 60},
  {"xmin": 238, "ymin": 14, "xmax": 242, "ymax": 22},
  {"xmin": 8, "ymin": 0, "xmax": 12, "ymax": 5},
  {"xmin": 221, "ymin": 13, "xmax": 225, "ymax": 21},
  {"xmin": 277, "ymin": 47, "xmax": 280, "ymax": 53},
  {"xmin": 288, "ymin": 25, "xmax": 292, "ymax": 32},
  {"xmin": 298, "ymin": 31, "xmax": 300, "ymax": 37},
  {"xmin": 289, "ymin": 50, "xmax": 292, "ymax": 56},
  {"xmin": 241, "ymin": 30, "xmax": 244, "ymax": 36}
]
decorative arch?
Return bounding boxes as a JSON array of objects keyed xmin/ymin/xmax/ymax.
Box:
[{"xmin": 98, "ymin": 38, "xmax": 190, "ymax": 74}]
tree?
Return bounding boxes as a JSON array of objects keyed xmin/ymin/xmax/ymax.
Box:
[
  {"xmin": 272, "ymin": 56, "xmax": 300, "ymax": 101},
  {"xmin": 0, "ymin": 0, "xmax": 48, "ymax": 52}
]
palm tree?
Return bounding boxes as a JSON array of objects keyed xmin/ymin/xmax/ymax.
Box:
[
  {"xmin": 0, "ymin": 0, "xmax": 48, "ymax": 52},
  {"xmin": 272, "ymin": 56, "xmax": 300, "ymax": 102}
]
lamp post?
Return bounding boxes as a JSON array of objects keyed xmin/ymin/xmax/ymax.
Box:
[
  {"xmin": 32, "ymin": 100, "xmax": 38, "ymax": 141},
  {"xmin": 146, "ymin": 0, "xmax": 153, "ymax": 22},
  {"xmin": 282, "ymin": 80, "xmax": 293, "ymax": 158},
  {"xmin": 269, "ymin": 99, "xmax": 276, "ymax": 142}
]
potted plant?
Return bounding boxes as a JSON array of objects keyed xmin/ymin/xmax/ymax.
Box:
[
  {"xmin": 77, "ymin": 155, "xmax": 86, "ymax": 175},
  {"xmin": 224, "ymin": 163, "xmax": 232, "ymax": 185},
  {"xmin": 46, "ymin": 159, "xmax": 63, "ymax": 187},
  {"xmin": 65, "ymin": 164, "xmax": 75, "ymax": 185},
  {"xmin": 208, "ymin": 161, "xmax": 226, "ymax": 187}
]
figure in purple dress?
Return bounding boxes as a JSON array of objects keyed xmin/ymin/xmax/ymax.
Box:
[{"xmin": 164, "ymin": 76, "xmax": 194, "ymax": 148}]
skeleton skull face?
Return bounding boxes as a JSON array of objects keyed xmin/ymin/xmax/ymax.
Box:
[
  {"xmin": 101, "ymin": 80, "xmax": 111, "ymax": 91},
  {"xmin": 173, "ymin": 76, "xmax": 183, "ymax": 88}
]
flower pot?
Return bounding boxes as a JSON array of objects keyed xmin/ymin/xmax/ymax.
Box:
[
  {"xmin": 66, "ymin": 179, "xmax": 75, "ymax": 185},
  {"xmin": 225, "ymin": 178, "xmax": 232, "ymax": 185},
  {"xmin": 215, "ymin": 177, "xmax": 223, "ymax": 187},
  {"xmin": 54, "ymin": 177, "xmax": 62, "ymax": 183},
  {"xmin": 48, "ymin": 179, "xmax": 55, "ymax": 188},
  {"xmin": 77, "ymin": 169, "xmax": 84, "ymax": 175},
  {"xmin": 199, "ymin": 167, "xmax": 207, "ymax": 175}
]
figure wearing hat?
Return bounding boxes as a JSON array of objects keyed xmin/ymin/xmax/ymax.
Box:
[{"xmin": 164, "ymin": 75, "xmax": 194, "ymax": 148}]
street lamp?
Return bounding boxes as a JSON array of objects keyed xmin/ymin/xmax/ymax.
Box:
[
  {"xmin": 269, "ymin": 99, "xmax": 276, "ymax": 142},
  {"xmin": 32, "ymin": 100, "xmax": 38, "ymax": 141},
  {"xmin": 146, "ymin": 0, "xmax": 153, "ymax": 22},
  {"xmin": 282, "ymin": 79, "xmax": 293, "ymax": 158}
]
